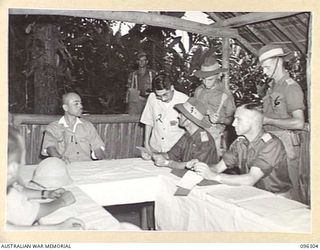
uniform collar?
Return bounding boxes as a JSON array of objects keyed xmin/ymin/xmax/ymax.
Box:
[
  {"xmin": 276, "ymin": 73, "xmax": 290, "ymax": 86},
  {"xmin": 58, "ymin": 116, "xmax": 83, "ymax": 132},
  {"xmin": 250, "ymin": 130, "xmax": 265, "ymax": 143},
  {"xmin": 238, "ymin": 130, "xmax": 265, "ymax": 148},
  {"xmin": 166, "ymin": 88, "xmax": 177, "ymax": 104}
]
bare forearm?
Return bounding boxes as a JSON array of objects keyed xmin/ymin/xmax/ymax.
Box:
[
  {"xmin": 47, "ymin": 146, "xmax": 62, "ymax": 158},
  {"xmin": 168, "ymin": 161, "xmax": 188, "ymax": 169},
  {"xmin": 21, "ymin": 187, "xmax": 42, "ymax": 199},
  {"xmin": 36, "ymin": 199, "xmax": 65, "ymax": 220},
  {"xmin": 217, "ymin": 173, "xmax": 257, "ymax": 186},
  {"xmin": 144, "ymin": 125, "xmax": 152, "ymax": 148},
  {"xmin": 263, "ymin": 116, "xmax": 304, "ymax": 130}
]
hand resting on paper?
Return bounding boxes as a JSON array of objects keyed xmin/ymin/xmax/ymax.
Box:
[
  {"xmin": 194, "ymin": 162, "xmax": 219, "ymax": 180},
  {"xmin": 58, "ymin": 190, "xmax": 76, "ymax": 207},
  {"xmin": 185, "ymin": 159, "xmax": 199, "ymax": 170}
]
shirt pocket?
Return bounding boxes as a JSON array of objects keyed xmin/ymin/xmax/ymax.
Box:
[{"xmin": 269, "ymin": 92, "xmax": 290, "ymax": 118}]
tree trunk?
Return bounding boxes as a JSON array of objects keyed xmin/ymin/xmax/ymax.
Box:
[{"xmin": 33, "ymin": 24, "xmax": 60, "ymax": 114}]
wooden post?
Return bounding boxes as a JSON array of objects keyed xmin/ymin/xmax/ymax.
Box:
[
  {"xmin": 33, "ymin": 23, "xmax": 60, "ymax": 114},
  {"xmin": 222, "ymin": 38, "xmax": 230, "ymax": 91}
]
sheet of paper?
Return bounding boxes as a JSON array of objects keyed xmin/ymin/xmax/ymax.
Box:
[
  {"xmin": 171, "ymin": 169, "xmax": 220, "ymax": 186},
  {"xmin": 176, "ymin": 170, "xmax": 203, "ymax": 190}
]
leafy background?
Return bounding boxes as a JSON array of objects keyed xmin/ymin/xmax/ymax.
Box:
[{"xmin": 8, "ymin": 14, "xmax": 307, "ymax": 118}]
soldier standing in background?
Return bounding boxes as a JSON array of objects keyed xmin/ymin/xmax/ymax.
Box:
[{"xmin": 126, "ymin": 51, "xmax": 157, "ymax": 115}]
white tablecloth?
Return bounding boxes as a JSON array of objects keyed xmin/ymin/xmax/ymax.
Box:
[
  {"xmin": 20, "ymin": 158, "xmax": 310, "ymax": 232},
  {"xmin": 18, "ymin": 163, "xmax": 141, "ymax": 231},
  {"xmin": 155, "ymin": 175, "xmax": 310, "ymax": 232}
]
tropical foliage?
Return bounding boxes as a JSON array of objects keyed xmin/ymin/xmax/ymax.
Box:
[{"xmin": 8, "ymin": 13, "xmax": 307, "ymax": 115}]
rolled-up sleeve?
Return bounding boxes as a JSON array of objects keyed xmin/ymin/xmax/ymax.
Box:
[
  {"xmin": 140, "ymin": 94, "xmax": 155, "ymax": 127},
  {"xmin": 41, "ymin": 123, "xmax": 60, "ymax": 156},
  {"xmin": 249, "ymin": 139, "xmax": 285, "ymax": 177},
  {"xmin": 87, "ymin": 123, "xmax": 105, "ymax": 151},
  {"xmin": 286, "ymin": 84, "xmax": 305, "ymax": 113}
]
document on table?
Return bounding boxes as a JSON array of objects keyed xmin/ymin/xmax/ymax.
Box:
[
  {"xmin": 176, "ymin": 170, "xmax": 203, "ymax": 190},
  {"xmin": 171, "ymin": 169, "xmax": 220, "ymax": 186}
]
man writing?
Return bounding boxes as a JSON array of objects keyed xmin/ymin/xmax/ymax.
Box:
[
  {"xmin": 41, "ymin": 92, "xmax": 105, "ymax": 162},
  {"xmin": 152, "ymin": 97, "xmax": 218, "ymax": 169},
  {"xmin": 194, "ymin": 103, "xmax": 292, "ymax": 197}
]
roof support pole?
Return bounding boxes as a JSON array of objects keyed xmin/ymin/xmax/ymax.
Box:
[{"xmin": 222, "ymin": 37, "xmax": 230, "ymax": 91}]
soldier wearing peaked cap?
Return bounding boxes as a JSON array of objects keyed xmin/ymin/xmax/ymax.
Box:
[{"xmin": 258, "ymin": 44, "xmax": 306, "ymax": 202}]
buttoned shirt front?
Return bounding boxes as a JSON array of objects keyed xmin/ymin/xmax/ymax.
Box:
[
  {"xmin": 168, "ymin": 129, "xmax": 218, "ymax": 165},
  {"xmin": 263, "ymin": 73, "xmax": 305, "ymax": 131},
  {"xmin": 140, "ymin": 89, "xmax": 189, "ymax": 152},
  {"xmin": 42, "ymin": 116, "xmax": 105, "ymax": 162},
  {"xmin": 222, "ymin": 132, "xmax": 292, "ymax": 194}
]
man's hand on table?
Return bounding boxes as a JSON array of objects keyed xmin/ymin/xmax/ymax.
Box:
[
  {"xmin": 46, "ymin": 188, "xmax": 66, "ymax": 199},
  {"xmin": 153, "ymin": 154, "xmax": 170, "ymax": 167},
  {"xmin": 194, "ymin": 162, "xmax": 219, "ymax": 181},
  {"xmin": 141, "ymin": 151, "xmax": 152, "ymax": 160},
  {"xmin": 185, "ymin": 159, "xmax": 199, "ymax": 170},
  {"xmin": 57, "ymin": 190, "xmax": 76, "ymax": 207}
]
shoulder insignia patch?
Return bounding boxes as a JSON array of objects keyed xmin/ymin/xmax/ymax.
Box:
[
  {"xmin": 261, "ymin": 133, "xmax": 272, "ymax": 142},
  {"xmin": 200, "ymin": 131, "xmax": 209, "ymax": 142},
  {"xmin": 286, "ymin": 78, "xmax": 297, "ymax": 86}
]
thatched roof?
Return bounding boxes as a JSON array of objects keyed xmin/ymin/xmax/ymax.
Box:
[{"xmin": 206, "ymin": 12, "xmax": 310, "ymax": 56}]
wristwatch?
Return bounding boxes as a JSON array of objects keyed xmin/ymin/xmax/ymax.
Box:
[{"xmin": 41, "ymin": 190, "xmax": 47, "ymax": 199}]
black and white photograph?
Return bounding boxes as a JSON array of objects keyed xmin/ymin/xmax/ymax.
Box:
[{"xmin": 2, "ymin": 2, "xmax": 319, "ymax": 245}]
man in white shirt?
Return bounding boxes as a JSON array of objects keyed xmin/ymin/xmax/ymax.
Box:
[{"xmin": 140, "ymin": 74, "xmax": 188, "ymax": 157}]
